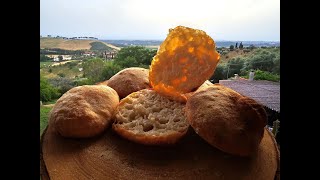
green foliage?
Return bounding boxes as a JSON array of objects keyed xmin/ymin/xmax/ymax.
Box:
[
  {"xmin": 66, "ymin": 61, "xmax": 78, "ymax": 69},
  {"xmin": 243, "ymin": 49, "xmax": 276, "ymax": 72},
  {"xmin": 272, "ymin": 53, "xmax": 280, "ymax": 74},
  {"xmin": 114, "ymin": 46, "xmax": 156, "ymax": 68},
  {"xmin": 58, "ymin": 55, "xmax": 63, "ymax": 61},
  {"xmin": 239, "ymin": 42, "xmax": 243, "ymax": 49},
  {"xmin": 210, "ymin": 64, "xmax": 227, "ymax": 83},
  {"xmin": 253, "ymin": 70, "xmax": 280, "ymax": 82},
  {"xmin": 57, "ymin": 73, "xmax": 65, "ymax": 77},
  {"xmin": 40, "ymin": 54, "xmax": 52, "ymax": 62},
  {"xmin": 73, "ymin": 78, "xmax": 95, "ymax": 86},
  {"xmin": 72, "ymin": 58, "xmax": 124, "ymax": 84},
  {"xmin": 40, "ymin": 106, "xmax": 53, "ymax": 136},
  {"xmin": 90, "ymin": 42, "xmax": 112, "ymax": 51},
  {"xmin": 226, "ymin": 57, "xmax": 245, "ymax": 78},
  {"xmin": 40, "ymin": 75, "xmax": 60, "ymax": 102},
  {"xmin": 48, "ymin": 68, "xmax": 52, "ymax": 73},
  {"xmin": 48, "ymin": 77, "xmax": 75, "ymax": 94},
  {"xmin": 82, "ymin": 58, "xmax": 106, "ymax": 83},
  {"xmin": 229, "ymin": 45, "xmax": 234, "ymax": 51},
  {"xmin": 40, "ymin": 48, "xmax": 84, "ymax": 55},
  {"xmin": 102, "ymin": 62, "xmax": 123, "ymax": 80}
]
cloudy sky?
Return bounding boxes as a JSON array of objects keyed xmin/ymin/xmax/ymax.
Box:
[{"xmin": 40, "ymin": 0, "xmax": 280, "ymax": 41}]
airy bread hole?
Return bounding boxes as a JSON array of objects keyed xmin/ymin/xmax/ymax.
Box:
[
  {"xmin": 173, "ymin": 117, "xmax": 181, "ymax": 122},
  {"xmin": 129, "ymin": 112, "xmax": 136, "ymax": 121},
  {"xmin": 143, "ymin": 123, "xmax": 154, "ymax": 132},
  {"xmin": 152, "ymin": 107, "xmax": 161, "ymax": 113},
  {"xmin": 158, "ymin": 118, "xmax": 169, "ymax": 124}
]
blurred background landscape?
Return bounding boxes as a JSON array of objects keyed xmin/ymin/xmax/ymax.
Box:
[{"xmin": 40, "ymin": 0, "xmax": 280, "ymax": 137}]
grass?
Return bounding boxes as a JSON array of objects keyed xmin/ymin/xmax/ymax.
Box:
[
  {"xmin": 40, "ymin": 106, "xmax": 53, "ymax": 137},
  {"xmin": 41, "ymin": 61, "xmax": 83, "ymax": 79},
  {"xmin": 42, "ymin": 99, "xmax": 58, "ymax": 105},
  {"xmin": 40, "ymin": 61, "xmax": 54, "ymax": 68}
]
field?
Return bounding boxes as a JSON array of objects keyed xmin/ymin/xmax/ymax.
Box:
[
  {"xmin": 40, "ymin": 38, "xmax": 120, "ymax": 51},
  {"xmin": 40, "ymin": 61, "xmax": 55, "ymax": 68},
  {"xmin": 40, "ymin": 106, "xmax": 53, "ymax": 136},
  {"xmin": 40, "ymin": 60, "xmax": 83, "ymax": 79}
]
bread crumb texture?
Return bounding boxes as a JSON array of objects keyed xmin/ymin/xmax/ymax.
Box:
[{"xmin": 113, "ymin": 89, "xmax": 189, "ymax": 145}]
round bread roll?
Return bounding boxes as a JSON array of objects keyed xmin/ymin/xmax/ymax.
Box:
[
  {"xmin": 49, "ymin": 85, "xmax": 119, "ymax": 138},
  {"xmin": 113, "ymin": 89, "xmax": 189, "ymax": 145},
  {"xmin": 186, "ymin": 84, "xmax": 267, "ymax": 156},
  {"xmin": 149, "ymin": 26, "xmax": 220, "ymax": 102},
  {"xmin": 107, "ymin": 67, "xmax": 151, "ymax": 99}
]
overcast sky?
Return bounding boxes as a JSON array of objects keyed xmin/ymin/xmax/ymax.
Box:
[{"xmin": 40, "ymin": 0, "xmax": 280, "ymax": 41}]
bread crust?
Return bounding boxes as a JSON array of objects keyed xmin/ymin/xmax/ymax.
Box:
[
  {"xmin": 186, "ymin": 84, "xmax": 267, "ymax": 156},
  {"xmin": 49, "ymin": 85, "xmax": 119, "ymax": 138},
  {"xmin": 112, "ymin": 89, "xmax": 189, "ymax": 145},
  {"xmin": 107, "ymin": 67, "xmax": 151, "ymax": 99}
]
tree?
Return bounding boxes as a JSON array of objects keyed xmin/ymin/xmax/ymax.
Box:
[
  {"xmin": 229, "ymin": 45, "xmax": 234, "ymax": 51},
  {"xmin": 243, "ymin": 50, "xmax": 275, "ymax": 72},
  {"xmin": 58, "ymin": 55, "xmax": 63, "ymax": 61},
  {"xmin": 82, "ymin": 58, "xmax": 106, "ymax": 83},
  {"xmin": 226, "ymin": 57, "xmax": 245, "ymax": 78},
  {"xmin": 239, "ymin": 42, "xmax": 244, "ymax": 49},
  {"xmin": 48, "ymin": 77, "xmax": 75, "ymax": 94},
  {"xmin": 40, "ymin": 54, "xmax": 52, "ymax": 62},
  {"xmin": 40, "ymin": 74, "xmax": 60, "ymax": 102},
  {"xmin": 210, "ymin": 64, "xmax": 227, "ymax": 83},
  {"xmin": 114, "ymin": 46, "xmax": 157, "ymax": 68},
  {"xmin": 102, "ymin": 62, "xmax": 122, "ymax": 80},
  {"xmin": 272, "ymin": 54, "xmax": 280, "ymax": 75}
]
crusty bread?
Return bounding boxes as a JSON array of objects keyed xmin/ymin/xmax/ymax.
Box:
[
  {"xmin": 107, "ymin": 67, "xmax": 151, "ymax": 99},
  {"xmin": 49, "ymin": 85, "xmax": 119, "ymax": 138},
  {"xmin": 149, "ymin": 26, "xmax": 220, "ymax": 102},
  {"xmin": 112, "ymin": 89, "xmax": 189, "ymax": 145},
  {"xmin": 96, "ymin": 80, "xmax": 108, "ymax": 86},
  {"xmin": 186, "ymin": 84, "xmax": 267, "ymax": 156},
  {"xmin": 184, "ymin": 80, "xmax": 213, "ymax": 99}
]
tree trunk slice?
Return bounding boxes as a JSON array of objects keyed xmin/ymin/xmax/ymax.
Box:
[{"xmin": 41, "ymin": 125, "xmax": 280, "ymax": 180}]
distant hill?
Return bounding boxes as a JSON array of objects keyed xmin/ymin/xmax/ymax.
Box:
[
  {"xmin": 101, "ymin": 40, "xmax": 280, "ymax": 48},
  {"xmin": 40, "ymin": 38, "xmax": 120, "ymax": 51}
]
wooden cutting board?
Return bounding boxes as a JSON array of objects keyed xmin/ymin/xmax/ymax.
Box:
[{"xmin": 40, "ymin": 125, "xmax": 280, "ymax": 180}]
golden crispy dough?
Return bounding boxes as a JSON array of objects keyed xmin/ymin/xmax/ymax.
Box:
[
  {"xmin": 186, "ymin": 84, "xmax": 267, "ymax": 156},
  {"xmin": 149, "ymin": 26, "xmax": 220, "ymax": 102},
  {"xmin": 113, "ymin": 89, "xmax": 189, "ymax": 145},
  {"xmin": 107, "ymin": 67, "xmax": 151, "ymax": 99},
  {"xmin": 49, "ymin": 85, "xmax": 119, "ymax": 138}
]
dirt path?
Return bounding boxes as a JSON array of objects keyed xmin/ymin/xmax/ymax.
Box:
[
  {"xmin": 51, "ymin": 60, "xmax": 78, "ymax": 66},
  {"xmin": 42, "ymin": 104, "xmax": 55, "ymax": 108}
]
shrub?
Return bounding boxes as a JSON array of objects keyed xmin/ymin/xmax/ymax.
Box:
[
  {"xmin": 114, "ymin": 46, "xmax": 156, "ymax": 68},
  {"xmin": 57, "ymin": 73, "xmax": 65, "ymax": 77},
  {"xmin": 40, "ymin": 75, "xmax": 60, "ymax": 102},
  {"xmin": 48, "ymin": 77, "xmax": 75, "ymax": 94},
  {"xmin": 102, "ymin": 62, "xmax": 122, "ymax": 80},
  {"xmin": 210, "ymin": 64, "xmax": 227, "ymax": 83},
  {"xmin": 82, "ymin": 58, "xmax": 106, "ymax": 83},
  {"xmin": 243, "ymin": 50, "xmax": 276, "ymax": 72},
  {"xmin": 73, "ymin": 78, "xmax": 95, "ymax": 86},
  {"xmin": 253, "ymin": 70, "xmax": 280, "ymax": 82},
  {"xmin": 226, "ymin": 57, "xmax": 245, "ymax": 77}
]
